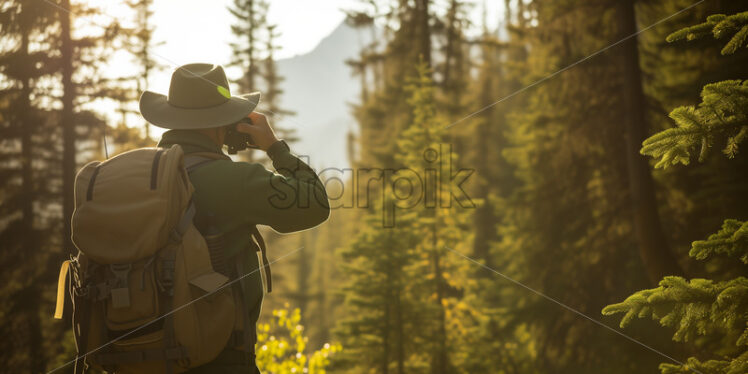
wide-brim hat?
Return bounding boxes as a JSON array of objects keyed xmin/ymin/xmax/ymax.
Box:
[{"xmin": 139, "ymin": 63, "xmax": 260, "ymax": 130}]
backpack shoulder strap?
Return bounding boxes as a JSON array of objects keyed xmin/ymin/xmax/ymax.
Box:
[{"xmin": 184, "ymin": 152, "xmax": 230, "ymax": 174}]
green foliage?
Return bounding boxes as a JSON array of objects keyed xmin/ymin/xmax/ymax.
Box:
[
  {"xmin": 494, "ymin": 1, "xmax": 665, "ymax": 371},
  {"xmin": 603, "ymin": 222, "xmax": 748, "ymax": 374},
  {"xmin": 602, "ymin": 274, "xmax": 747, "ymax": 341},
  {"xmin": 396, "ymin": 61, "xmax": 474, "ymax": 372},
  {"xmin": 645, "ymin": 11, "xmax": 748, "ymax": 168},
  {"xmin": 690, "ymin": 219, "xmax": 748, "ymax": 265},
  {"xmin": 602, "ymin": 274, "xmax": 748, "ymax": 374},
  {"xmin": 666, "ymin": 12, "xmax": 748, "ymax": 56},
  {"xmin": 606, "ymin": 11, "xmax": 748, "ymax": 374},
  {"xmin": 256, "ymin": 308, "xmax": 341, "ymax": 374},
  {"xmin": 334, "ymin": 208, "xmax": 422, "ymax": 372},
  {"xmin": 659, "ymin": 354, "xmax": 748, "ymax": 374},
  {"xmin": 640, "ymin": 80, "xmax": 748, "ymax": 168},
  {"xmin": 335, "ymin": 61, "xmax": 475, "ymax": 373},
  {"xmin": 226, "ymin": 0, "xmax": 295, "ymax": 161}
]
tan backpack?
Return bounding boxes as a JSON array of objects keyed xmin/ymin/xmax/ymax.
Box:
[{"xmin": 54, "ymin": 145, "xmax": 251, "ymax": 374}]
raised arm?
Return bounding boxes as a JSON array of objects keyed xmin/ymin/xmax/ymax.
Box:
[{"xmin": 238, "ymin": 113, "xmax": 330, "ymax": 233}]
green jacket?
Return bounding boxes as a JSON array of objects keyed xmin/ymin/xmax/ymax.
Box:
[{"xmin": 157, "ymin": 130, "xmax": 330, "ymax": 345}]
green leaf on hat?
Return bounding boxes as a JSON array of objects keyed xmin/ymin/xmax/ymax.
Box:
[{"xmin": 217, "ymin": 85, "xmax": 231, "ymax": 98}]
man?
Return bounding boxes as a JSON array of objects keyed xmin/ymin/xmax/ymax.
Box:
[{"xmin": 139, "ymin": 63, "xmax": 330, "ymax": 373}]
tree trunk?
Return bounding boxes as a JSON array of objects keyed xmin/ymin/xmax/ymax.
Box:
[
  {"xmin": 20, "ymin": 29, "xmax": 45, "ymax": 374},
  {"xmin": 386, "ymin": 229, "xmax": 404, "ymax": 374},
  {"xmin": 60, "ymin": 0, "xmax": 76, "ymax": 257},
  {"xmin": 617, "ymin": 0, "xmax": 684, "ymax": 284},
  {"xmin": 382, "ymin": 232, "xmax": 392, "ymax": 374},
  {"xmin": 415, "ymin": 0, "xmax": 432, "ymax": 66},
  {"xmin": 20, "ymin": 32, "xmax": 33, "ymax": 257},
  {"xmin": 247, "ymin": 0, "xmax": 256, "ymax": 91},
  {"xmin": 430, "ymin": 224, "xmax": 448, "ymax": 374},
  {"xmin": 394, "ymin": 285, "xmax": 404, "ymax": 374},
  {"xmin": 471, "ymin": 46, "xmax": 499, "ymax": 266},
  {"xmin": 442, "ymin": 0, "xmax": 457, "ymax": 88}
]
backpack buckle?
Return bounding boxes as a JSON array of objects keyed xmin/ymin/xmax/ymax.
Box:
[
  {"xmin": 109, "ymin": 263, "xmax": 132, "ymax": 309},
  {"xmin": 159, "ymin": 248, "xmax": 177, "ymax": 296},
  {"xmin": 74, "ymin": 284, "xmax": 90, "ymax": 298}
]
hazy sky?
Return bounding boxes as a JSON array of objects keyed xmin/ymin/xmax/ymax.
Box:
[
  {"xmin": 82, "ymin": 0, "xmax": 502, "ymax": 140},
  {"xmin": 87, "ymin": 0, "xmax": 362, "ymax": 138},
  {"xmin": 92, "ymin": 0, "xmax": 502, "ymax": 93},
  {"xmin": 138, "ymin": 0, "xmax": 361, "ymax": 93}
]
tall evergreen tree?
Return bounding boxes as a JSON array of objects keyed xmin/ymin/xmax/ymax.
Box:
[
  {"xmin": 634, "ymin": 0, "xmax": 748, "ymax": 282},
  {"xmin": 0, "ymin": 2, "xmax": 57, "ymax": 371},
  {"xmin": 335, "ymin": 204, "xmax": 420, "ymax": 374},
  {"xmin": 616, "ymin": 0, "xmax": 685, "ymax": 283},
  {"xmin": 259, "ymin": 23, "xmax": 298, "ymax": 143},
  {"xmin": 124, "ymin": 0, "xmax": 164, "ymax": 139},
  {"xmin": 394, "ymin": 61, "xmax": 473, "ymax": 374},
  {"xmin": 0, "ymin": 0, "xmax": 119, "ymax": 371},
  {"xmin": 493, "ymin": 1, "xmax": 676, "ymax": 372},
  {"xmin": 604, "ymin": 12, "xmax": 748, "ymax": 374},
  {"xmin": 227, "ymin": 0, "xmax": 296, "ymax": 163},
  {"xmin": 227, "ymin": 0, "xmax": 265, "ymax": 163},
  {"xmin": 60, "ymin": 0, "xmax": 76, "ymax": 263},
  {"xmin": 228, "ymin": 0, "xmax": 265, "ymax": 94}
]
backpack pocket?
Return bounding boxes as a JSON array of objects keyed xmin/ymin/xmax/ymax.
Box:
[
  {"xmin": 172, "ymin": 225, "xmax": 236, "ymax": 367},
  {"xmin": 105, "ymin": 258, "xmax": 160, "ymax": 332}
]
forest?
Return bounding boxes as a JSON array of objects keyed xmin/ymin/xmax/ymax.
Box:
[{"xmin": 1, "ymin": 0, "xmax": 747, "ymax": 373}]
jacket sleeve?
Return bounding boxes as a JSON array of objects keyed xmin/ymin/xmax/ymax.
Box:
[{"xmin": 240, "ymin": 144, "xmax": 330, "ymax": 233}]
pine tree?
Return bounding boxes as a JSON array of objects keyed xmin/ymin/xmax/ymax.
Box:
[
  {"xmin": 60, "ymin": 0, "xmax": 76, "ymax": 267},
  {"xmin": 345, "ymin": 0, "xmax": 436, "ymax": 169},
  {"xmin": 334, "ymin": 205, "xmax": 421, "ymax": 373},
  {"xmin": 639, "ymin": 12, "xmax": 748, "ymax": 167},
  {"xmin": 495, "ymin": 1, "xmax": 670, "ymax": 371},
  {"xmin": 455, "ymin": 4, "xmax": 534, "ymax": 372},
  {"xmin": 227, "ymin": 0, "xmax": 265, "ymax": 164},
  {"xmin": 603, "ymin": 224, "xmax": 747, "ymax": 374},
  {"xmin": 227, "ymin": 0, "xmax": 297, "ymax": 164},
  {"xmin": 394, "ymin": 61, "xmax": 474, "ymax": 374},
  {"xmin": 466, "ymin": 0, "xmax": 518, "ymax": 267},
  {"xmin": 124, "ymin": 0, "xmax": 164, "ymax": 139},
  {"xmin": 436, "ymin": 0, "xmax": 470, "ymax": 120},
  {"xmin": 228, "ymin": 0, "xmax": 266, "ymax": 94},
  {"xmin": 635, "ymin": 1, "xmax": 748, "ymax": 282},
  {"xmin": 260, "ymin": 23, "xmax": 298, "ymax": 143},
  {"xmin": 0, "ymin": 0, "xmax": 119, "ymax": 370},
  {"xmin": 58, "ymin": 0, "xmax": 120, "ymax": 257},
  {"xmin": 0, "ymin": 2, "xmax": 57, "ymax": 371},
  {"xmin": 335, "ymin": 1, "xmax": 747, "ymax": 373},
  {"xmin": 616, "ymin": 0, "xmax": 684, "ymax": 283},
  {"xmin": 260, "ymin": 24, "xmax": 291, "ymax": 117},
  {"xmin": 641, "ymin": 79, "xmax": 748, "ymax": 167},
  {"xmin": 603, "ymin": 12, "xmax": 748, "ymax": 374}
]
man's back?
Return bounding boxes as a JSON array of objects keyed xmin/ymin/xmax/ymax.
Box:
[{"xmin": 157, "ymin": 125, "xmax": 329, "ymax": 374}]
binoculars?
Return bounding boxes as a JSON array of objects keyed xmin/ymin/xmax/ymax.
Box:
[{"xmin": 223, "ymin": 118, "xmax": 260, "ymax": 154}]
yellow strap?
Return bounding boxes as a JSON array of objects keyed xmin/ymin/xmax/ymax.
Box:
[{"xmin": 53, "ymin": 260, "xmax": 71, "ymax": 319}]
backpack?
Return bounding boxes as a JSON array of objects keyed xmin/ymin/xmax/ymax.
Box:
[{"xmin": 53, "ymin": 145, "xmax": 255, "ymax": 374}]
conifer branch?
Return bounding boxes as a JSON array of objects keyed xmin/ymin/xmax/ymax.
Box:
[
  {"xmin": 641, "ymin": 80, "xmax": 748, "ymax": 168},
  {"xmin": 690, "ymin": 219, "xmax": 748, "ymax": 264},
  {"xmin": 666, "ymin": 11, "xmax": 748, "ymax": 56}
]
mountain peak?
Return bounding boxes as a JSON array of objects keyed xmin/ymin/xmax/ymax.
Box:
[{"xmin": 275, "ymin": 20, "xmax": 368, "ymax": 168}]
